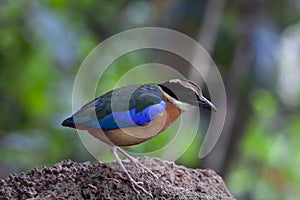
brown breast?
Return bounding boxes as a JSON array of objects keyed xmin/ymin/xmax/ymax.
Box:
[{"xmin": 87, "ymin": 102, "xmax": 182, "ymax": 146}]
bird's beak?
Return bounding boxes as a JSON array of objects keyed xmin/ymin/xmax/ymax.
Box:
[{"xmin": 198, "ymin": 96, "xmax": 217, "ymax": 112}]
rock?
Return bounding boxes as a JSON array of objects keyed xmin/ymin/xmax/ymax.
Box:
[{"xmin": 0, "ymin": 157, "xmax": 235, "ymax": 199}]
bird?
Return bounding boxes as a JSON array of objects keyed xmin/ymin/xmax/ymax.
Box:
[{"xmin": 62, "ymin": 79, "xmax": 217, "ymax": 197}]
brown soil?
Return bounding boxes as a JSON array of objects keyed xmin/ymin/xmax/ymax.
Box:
[{"xmin": 0, "ymin": 157, "xmax": 235, "ymax": 199}]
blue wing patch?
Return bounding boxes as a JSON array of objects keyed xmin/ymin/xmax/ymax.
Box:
[
  {"xmin": 74, "ymin": 100, "xmax": 166, "ymax": 129},
  {"xmin": 99, "ymin": 100, "xmax": 166, "ymax": 129}
]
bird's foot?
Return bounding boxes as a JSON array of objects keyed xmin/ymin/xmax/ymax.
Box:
[
  {"xmin": 114, "ymin": 171, "xmax": 152, "ymax": 197},
  {"xmin": 127, "ymin": 177, "xmax": 153, "ymax": 198},
  {"xmin": 117, "ymin": 147, "xmax": 159, "ymax": 179},
  {"xmin": 110, "ymin": 146, "xmax": 153, "ymax": 198}
]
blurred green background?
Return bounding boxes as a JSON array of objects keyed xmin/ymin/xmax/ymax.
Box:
[{"xmin": 1, "ymin": 0, "xmax": 300, "ymax": 199}]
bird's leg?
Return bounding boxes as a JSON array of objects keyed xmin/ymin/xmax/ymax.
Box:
[
  {"xmin": 109, "ymin": 145, "xmax": 152, "ymax": 197},
  {"xmin": 117, "ymin": 147, "xmax": 158, "ymax": 179}
]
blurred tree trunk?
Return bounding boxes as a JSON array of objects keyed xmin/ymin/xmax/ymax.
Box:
[{"xmin": 201, "ymin": 0, "xmax": 264, "ymax": 176}]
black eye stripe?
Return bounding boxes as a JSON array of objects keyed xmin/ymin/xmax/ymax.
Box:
[{"xmin": 158, "ymin": 84, "xmax": 178, "ymax": 99}]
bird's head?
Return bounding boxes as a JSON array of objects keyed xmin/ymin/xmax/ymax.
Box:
[{"xmin": 158, "ymin": 79, "xmax": 217, "ymax": 112}]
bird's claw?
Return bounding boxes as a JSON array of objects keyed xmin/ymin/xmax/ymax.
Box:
[
  {"xmin": 136, "ymin": 181, "xmax": 144, "ymax": 185},
  {"xmin": 114, "ymin": 167, "xmax": 151, "ymax": 197},
  {"xmin": 113, "ymin": 147, "xmax": 154, "ymax": 197},
  {"xmin": 129, "ymin": 179, "xmax": 152, "ymax": 198}
]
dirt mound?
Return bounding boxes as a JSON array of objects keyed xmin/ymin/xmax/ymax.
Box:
[{"xmin": 0, "ymin": 157, "xmax": 235, "ymax": 199}]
